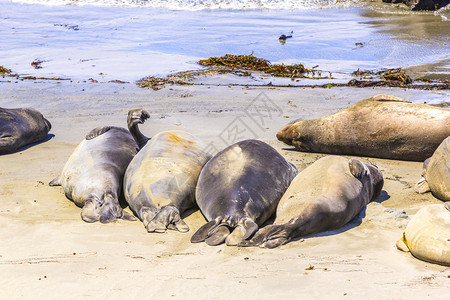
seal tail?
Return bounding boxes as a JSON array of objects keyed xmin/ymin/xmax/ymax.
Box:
[{"xmin": 144, "ymin": 205, "xmax": 189, "ymax": 233}]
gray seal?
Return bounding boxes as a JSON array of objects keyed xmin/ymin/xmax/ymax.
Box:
[
  {"xmin": 414, "ymin": 136, "xmax": 450, "ymax": 201},
  {"xmin": 123, "ymin": 110, "xmax": 211, "ymax": 233},
  {"xmin": 49, "ymin": 111, "xmax": 145, "ymax": 223},
  {"xmin": 277, "ymin": 94, "xmax": 450, "ymax": 161},
  {"xmin": 191, "ymin": 139, "xmax": 299, "ymax": 246},
  {"xmin": 0, "ymin": 107, "xmax": 51, "ymax": 155},
  {"xmin": 240, "ymin": 156, "xmax": 383, "ymax": 248}
]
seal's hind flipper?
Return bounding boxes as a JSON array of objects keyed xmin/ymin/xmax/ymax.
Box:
[
  {"xmin": 121, "ymin": 210, "xmax": 137, "ymax": 221},
  {"xmin": 49, "ymin": 175, "xmax": 61, "ymax": 186},
  {"xmin": 85, "ymin": 126, "xmax": 112, "ymax": 140},
  {"xmin": 225, "ymin": 218, "xmax": 258, "ymax": 246},
  {"xmin": 127, "ymin": 108, "xmax": 150, "ymax": 149},
  {"xmin": 205, "ymin": 225, "xmax": 230, "ymax": 246},
  {"xmin": 349, "ymin": 159, "xmax": 365, "ymax": 179},
  {"xmin": 238, "ymin": 224, "xmax": 290, "ymax": 249},
  {"xmin": 145, "ymin": 205, "xmax": 189, "ymax": 233},
  {"xmin": 414, "ymin": 177, "xmax": 431, "ymax": 194},
  {"xmin": 81, "ymin": 199, "xmax": 101, "ymax": 223},
  {"xmin": 191, "ymin": 220, "xmax": 218, "ymax": 243}
]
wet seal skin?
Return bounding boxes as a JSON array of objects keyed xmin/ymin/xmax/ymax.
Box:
[
  {"xmin": 191, "ymin": 139, "xmax": 298, "ymax": 246},
  {"xmin": 124, "ymin": 109, "xmax": 211, "ymax": 233},
  {"xmin": 414, "ymin": 136, "xmax": 450, "ymax": 202},
  {"xmin": 0, "ymin": 107, "xmax": 51, "ymax": 155},
  {"xmin": 239, "ymin": 156, "xmax": 383, "ymax": 248},
  {"xmin": 49, "ymin": 122, "xmax": 140, "ymax": 223},
  {"xmin": 396, "ymin": 202, "xmax": 450, "ymax": 266},
  {"xmin": 277, "ymin": 94, "xmax": 450, "ymax": 161}
]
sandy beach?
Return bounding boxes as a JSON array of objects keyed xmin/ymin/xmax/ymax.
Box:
[{"xmin": 0, "ymin": 79, "xmax": 449, "ymax": 299}]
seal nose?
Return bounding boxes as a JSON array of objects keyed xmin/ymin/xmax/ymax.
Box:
[
  {"xmin": 276, "ymin": 123, "xmax": 300, "ymax": 145},
  {"xmin": 44, "ymin": 118, "xmax": 52, "ymax": 132}
]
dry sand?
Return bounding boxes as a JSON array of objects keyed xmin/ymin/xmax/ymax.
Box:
[{"xmin": 0, "ymin": 81, "xmax": 449, "ymax": 299}]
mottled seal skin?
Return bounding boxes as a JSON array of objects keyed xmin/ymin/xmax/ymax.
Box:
[
  {"xmin": 396, "ymin": 202, "xmax": 450, "ymax": 266},
  {"xmin": 239, "ymin": 156, "xmax": 384, "ymax": 248},
  {"xmin": 49, "ymin": 125, "xmax": 139, "ymax": 223},
  {"xmin": 414, "ymin": 136, "xmax": 450, "ymax": 201},
  {"xmin": 123, "ymin": 125, "xmax": 211, "ymax": 233},
  {"xmin": 277, "ymin": 94, "xmax": 450, "ymax": 161},
  {"xmin": 0, "ymin": 107, "xmax": 51, "ymax": 155},
  {"xmin": 191, "ymin": 140, "xmax": 299, "ymax": 246}
]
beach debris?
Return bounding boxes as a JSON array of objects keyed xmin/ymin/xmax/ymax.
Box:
[
  {"xmin": 305, "ymin": 264, "xmax": 315, "ymax": 270},
  {"xmin": 352, "ymin": 68, "xmax": 412, "ymax": 85},
  {"xmin": 198, "ymin": 54, "xmax": 312, "ymax": 78},
  {"xmin": 355, "ymin": 42, "xmax": 364, "ymax": 47},
  {"xmin": 0, "ymin": 66, "xmax": 11, "ymax": 75},
  {"xmin": 279, "ymin": 31, "xmax": 293, "ymax": 44},
  {"xmin": 54, "ymin": 24, "xmax": 80, "ymax": 31},
  {"xmin": 136, "ymin": 75, "xmax": 192, "ymax": 90},
  {"xmin": 31, "ymin": 60, "xmax": 44, "ymax": 69},
  {"xmin": 88, "ymin": 78, "xmax": 98, "ymax": 83}
]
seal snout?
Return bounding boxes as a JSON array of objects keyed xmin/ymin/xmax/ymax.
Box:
[
  {"xmin": 44, "ymin": 117, "xmax": 52, "ymax": 132},
  {"xmin": 276, "ymin": 123, "xmax": 300, "ymax": 146}
]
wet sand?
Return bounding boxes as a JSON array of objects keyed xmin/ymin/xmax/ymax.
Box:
[{"xmin": 0, "ymin": 81, "xmax": 449, "ymax": 298}]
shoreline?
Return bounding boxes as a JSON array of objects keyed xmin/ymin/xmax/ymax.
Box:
[{"xmin": 1, "ymin": 81, "xmax": 449, "ymax": 298}]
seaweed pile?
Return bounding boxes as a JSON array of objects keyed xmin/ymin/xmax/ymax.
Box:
[
  {"xmin": 0, "ymin": 66, "xmax": 11, "ymax": 75},
  {"xmin": 351, "ymin": 68, "xmax": 413, "ymax": 86}
]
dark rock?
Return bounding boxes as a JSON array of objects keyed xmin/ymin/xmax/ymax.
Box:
[{"xmin": 383, "ymin": 0, "xmax": 449, "ymax": 10}]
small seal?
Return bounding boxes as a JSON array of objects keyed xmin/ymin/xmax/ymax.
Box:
[
  {"xmin": 0, "ymin": 107, "xmax": 51, "ymax": 155},
  {"xmin": 277, "ymin": 94, "xmax": 450, "ymax": 161},
  {"xmin": 239, "ymin": 156, "xmax": 384, "ymax": 248},
  {"xmin": 49, "ymin": 122, "xmax": 141, "ymax": 223},
  {"xmin": 124, "ymin": 109, "xmax": 211, "ymax": 233},
  {"xmin": 414, "ymin": 136, "xmax": 450, "ymax": 201},
  {"xmin": 191, "ymin": 139, "xmax": 298, "ymax": 246},
  {"xmin": 396, "ymin": 202, "xmax": 450, "ymax": 266}
]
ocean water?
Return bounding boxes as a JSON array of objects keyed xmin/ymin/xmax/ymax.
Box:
[{"xmin": 0, "ymin": 0, "xmax": 449, "ymax": 82}]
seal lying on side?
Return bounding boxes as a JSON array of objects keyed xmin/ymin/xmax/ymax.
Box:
[
  {"xmin": 123, "ymin": 114, "xmax": 211, "ymax": 233},
  {"xmin": 191, "ymin": 139, "xmax": 299, "ymax": 246},
  {"xmin": 239, "ymin": 156, "xmax": 384, "ymax": 248},
  {"xmin": 277, "ymin": 94, "xmax": 450, "ymax": 161},
  {"xmin": 49, "ymin": 115, "xmax": 145, "ymax": 223},
  {"xmin": 414, "ymin": 136, "xmax": 450, "ymax": 201},
  {"xmin": 396, "ymin": 202, "xmax": 450, "ymax": 266},
  {"xmin": 0, "ymin": 107, "xmax": 51, "ymax": 155}
]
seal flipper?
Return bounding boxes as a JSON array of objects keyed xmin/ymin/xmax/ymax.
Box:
[
  {"xmin": 121, "ymin": 210, "xmax": 137, "ymax": 221},
  {"xmin": 49, "ymin": 175, "xmax": 61, "ymax": 186},
  {"xmin": 127, "ymin": 108, "xmax": 150, "ymax": 149},
  {"xmin": 205, "ymin": 225, "xmax": 230, "ymax": 246},
  {"xmin": 85, "ymin": 126, "xmax": 112, "ymax": 140},
  {"xmin": 145, "ymin": 205, "xmax": 189, "ymax": 233},
  {"xmin": 225, "ymin": 218, "xmax": 258, "ymax": 246},
  {"xmin": 349, "ymin": 159, "xmax": 366, "ymax": 179},
  {"xmin": 239, "ymin": 224, "xmax": 291, "ymax": 248},
  {"xmin": 81, "ymin": 197, "xmax": 101, "ymax": 223},
  {"xmin": 191, "ymin": 219, "xmax": 219, "ymax": 243},
  {"xmin": 414, "ymin": 177, "xmax": 431, "ymax": 194}
]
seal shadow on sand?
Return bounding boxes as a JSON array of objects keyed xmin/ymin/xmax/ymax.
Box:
[{"xmin": 1, "ymin": 133, "xmax": 55, "ymax": 155}]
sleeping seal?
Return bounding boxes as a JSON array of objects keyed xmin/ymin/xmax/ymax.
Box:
[
  {"xmin": 191, "ymin": 139, "xmax": 298, "ymax": 246},
  {"xmin": 49, "ymin": 110, "xmax": 147, "ymax": 223},
  {"xmin": 239, "ymin": 156, "xmax": 383, "ymax": 248},
  {"xmin": 414, "ymin": 136, "xmax": 450, "ymax": 201},
  {"xmin": 0, "ymin": 107, "xmax": 51, "ymax": 155},
  {"xmin": 277, "ymin": 94, "xmax": 450, "ymax": 161},
  {"xmin": 396, "ymin": 202, "xmax": 450, "ymax": 266},
  {"xmin": 123, "ymin": 114, "xmax": 211, "ymax": 233}
]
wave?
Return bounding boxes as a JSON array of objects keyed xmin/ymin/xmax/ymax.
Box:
[{"xmin": 10, "ymin": 0, "xmax": 362, "ymax": 10}]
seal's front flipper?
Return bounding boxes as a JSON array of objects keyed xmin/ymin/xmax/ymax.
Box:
[
  {"xmin": 146, "ymin": 206, "xmax": 189, "ymax": 233},
  {"xmin": 49, "ymin": 175, "xmax": 61, "ymax": 186},
  {"xmin": 81, "ymin": 198, "xmax": 101, "ymax": 223},
  {"xmin": 349, "ymin": 159, "xmax": 366, "ymax": 179},
  {"xmin": 205, "ymin": 225, "xmax": 230, "ymax": 246},
  {"xmin": 191, "ymin": 220, "xmax": 218, "ymax": 243},
  {"xmin": 86, "ymin": 126, "xmax": 112, "ymax": 140},
  {"xmin": 396, "ymin": 238, "xmax": 410, "ymax": 253},
  {"xmin": 414, "ymin": 177, "xmax": 431, "ymax": 194},
  {"xmin": 225, "ymin": 218, "xmax": 258, "ymax": 246}
]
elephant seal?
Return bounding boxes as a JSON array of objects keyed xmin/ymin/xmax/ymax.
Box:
[
  {"xmin": 49, "ymin": 110, "xmax": 147, "ymax": 223},
  {"xmin": 277, "ymin": 94, "xmax": 450, "ymax": 161},
  {"xmin": 396, "ymin": 202, "xmax": 450, "ymax": 266},
  {"xmin": 414, "ymin": 136, "xmax": 450, "ymax": 201},
  {"xmin": 123, "ymin": 116, "xmax": 211, "ymax": 233},
  {"xmin": 191, "ymin": 139, "xmax": 299, "ymax": 246},
  {"xmin": 239, "ymin": 156, "xmax": 384, "ymax": 248},
  {"xmin": 0, "ymin": 107, "xmax": 51, "ymax": 155}
]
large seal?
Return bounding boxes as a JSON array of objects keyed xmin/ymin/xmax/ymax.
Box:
[
  {"xmin": 191, "ymin": 139, "xmax": 298, "ymax": 246},
  {"xmin": 239, "ymin": 156, "xmax": 384, "ymax": 248},
  {"xmin": 414, "ymin": 136, "xmax": 450, "ymax": 201},
  {"xmin": 396, "ymin": 202, "xmax": 450, "ymax": 266},
  {"xmin": 123, "ymin": 114, "xmax": 211, "ymax": 233},
  {"xmin": 277, "ymin": 94, "xmax": 450, "ymax": 161},
  {"xmin": 49, "ymin": 114, "xmax": 144, "ymax": 223},
  {"xmin": 0, "ymin": 107, "xmax": 51, "ymax": 155}
]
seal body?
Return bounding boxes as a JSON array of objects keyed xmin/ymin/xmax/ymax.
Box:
[
  {"xmin": 396, "ymin": 202, "xmax": 450, "ymax": 266},
  {"xmin": 277, "ymin": 94, "xmax": 450, "ymax": 161},
  {"xmin": 0, "ymin": 107, "xmax": 51, "ymax": 155},
  {"xmin": 240, "ymin": 156, "xmax": 384, "ymax": 248},
  {"xmin": 123, "ymin": 130, "xmax": 211, "ymax": 233},
  {"xmin": 49, "ymin": 126, "xmax": 138, "ymax": 223},
  {"xmin": 191, "ymin": 139, "xmax": 299, "ymax": 246},
  {"xmin": 414, "ymin": 136, "xmax": 450, "ymax": 201}
]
